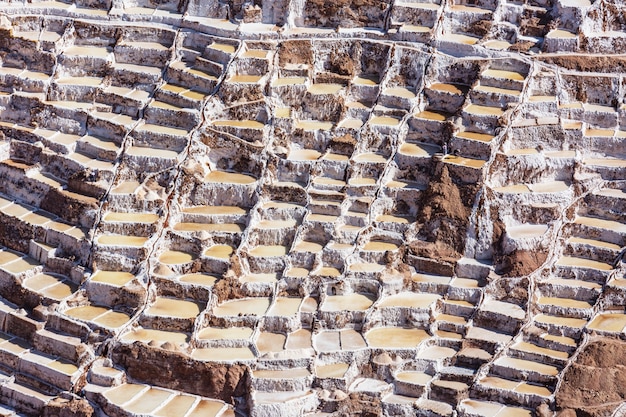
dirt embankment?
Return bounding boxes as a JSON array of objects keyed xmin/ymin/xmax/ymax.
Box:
[
  {"xmin": 556, "ymin": 338, "xmax": 626, "ymax": 417},
  {"xmin": 495, "ymin": 249, "xmax": 548, "ymax": 277},
  {"xmin": 410, "ymin": 165, "xmax": 474, "ymax": 264},
  {"xmin": 303, "ymin": 0, "xmax": 391, "ymax": 29},
  {"xmin": 112, "ymin": 343, "xmax": 248, "ymax": 405},
  {"xmin": 539, "ymin": 56, "xmax": 626, "ymax": 74}
]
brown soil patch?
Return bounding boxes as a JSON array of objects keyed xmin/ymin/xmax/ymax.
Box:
[
  {"xmin": 539, "ymin": 56, "xmax": 626, "ymax": 73},
  {"xmin": 495, "ymin": 249, "xmax": 547, "ymax": 277},
  {"xmin": 556, "ymin": 338, "xmax": 626, "ymax": 417},
  {"xmin": 413, "ymin": 166, "xmax": 471, "ymax": 258}
]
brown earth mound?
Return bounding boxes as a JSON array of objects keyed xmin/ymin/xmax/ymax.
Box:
[
  {"xmin": 495, "ymin": 249, "xmax": 548, "ymax": 277},
  {"xmin": 556, "ymin": 338, "xmax": 626, "ymax": 417},
  {"xmin": 413, "ymin": 165, "xmax": 471, "ymax": 259},
  {"xmin": 112, "ymin": 343, "xmax": 248, "ymax": 404}
]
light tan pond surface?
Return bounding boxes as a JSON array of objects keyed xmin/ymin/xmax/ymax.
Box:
[
  {"xmin": 396, "ymin": 371, "xmax": 432, "ymax": 385},
  {"xmin": 316, "ymin": 363, "xmax": 349, "ymax": 378},
  {"xmin": 534, "ymin": 314, "xmax": 586, "ymax": 328},
  {"xmin": 414, "ymin": 110, "xmax": 447, "ymax": 121},
  {"xmin": 365, "ymin": 328, "xmax": 429, "ymax": 348},
  {"xmin": 183, "ymin": 205, "xmax": 246, "ymax": 215},
  {"xmin": 175, "ymin": 223, "xmax": 243, "ymax": 233},
  {"xmin": 456, "ymin": 131, "xmax": 494, "ymax": 142},
  {"xmin": 363, "ymin": 241, "xmax": 398, "ymax": 252},
  {"xmin": 154, "ymin": 395, "xmax": 197, "ymax": 417},
  {"xmin": 378, "ymin": 292, "xmax": 440, "ymax": 308},
  {"xmin": 249, "ymin": 245, "xmax": 288, "ymax": 257},
  {"xmin": 494, "ymin": 357, "xmax": 558, "ymax": 376},
  {"xmin": 308, "ymin": 83, "xmax": 344, "ymax": 95},
  {"xmin": 429, "ymin": 83, "xmax": 464, "ymax": 94},
  {"xmin": 295, "ymin": 120, "xmax": 334, "ymax": 131},
  {"xmin": 103, "ymin": 212, "xmax": 158, "ymax": 223},
  {"xmin": 556, "ymin": 256, "xmax": 612, "ymax": 271},
  {"xmin": 198, "ymin": 326, "xmax": 253, "ymax": 340},
  {"xmin": 265, "ymin": 297, "xmax": 302, "ymax": 317},
  {"xmin": 91, "ymin": 270, "xmax": 134, "ymax": 287},
  {"xmin": 587, "ymin": 313, "xmax": 626, "ymax": 332},
  {"xmin": 205, "ymin": 171, "xmax": 256, "ymax": 184},
  {"xmin": 146, "ymin": 297, "xmax": 201, "ymax": 318},
  {"xmin": 383, "ymin": 87, "xmax": 415, "ymax": 99},
  {"xmin": 228, "ymin": 75, "xmax": 262, "ymax": 83},
  {"xmin": 204, "ymin": 245, "xmax": 234, "ymax": 259},
  {"xmin": 209, "ymin": 42, "xmax": 237, "ymax": 53},
  {"xmin": 465, "ymin": 104, "xmax": 503, "ymax": 116},
  {"xmin": 65, "ymin": 305, "xmax": 131, "ymax": 329},
  {"xmin": 272, "ymin": 77, "xmax": 307, "ymax": 87},
  {"xmin": 353, "ymin": 75, "xmax": 379, "ymax": 86},
  {"xmin": 122, "ymin": 328, "xmax": 189, "ymax": 345},
  {"xmin": 321, "ymin": 294, "xmax": 375, "ymax": 312},
  {"xmin": 483, "ymin": 69, "xmax": 525, "ymax": 81},
  {"xmin": 159, "ymin": 250, "xmax": 196, "ymax": 265},
  {"xmin": 370, "ymin": 116, "xmax": 400, "ymax": 126},
  {"xmin": 538, "ymin": 297, "xmax": 591, "ymax": 309},
  {"xmin": 97, "ymin": 235, "xmax": 148, "ymax": 247}
]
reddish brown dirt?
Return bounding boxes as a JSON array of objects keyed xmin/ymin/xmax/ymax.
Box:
[
  {"xmin": 43, "ymin": 397, "xmax": 95, "ymax": 417},
  {"xmin": 539, "ymin": 56, "xmax": 626, "ymax": 73},
  {"xmin": 495, "ymin": 249, "xmax": 548, "ymax": 277},
  {"xmin": 468, "ymin": 19, "xmax": 491, "ymax": 37},
  {"xmin": 278, "ymin": 40, "xmax": 313, "ymax": 66},
  {"xmin": 556, "ymin": 338, "xmax": 626, "ymax": 417},
  {"xmin": 413, "ymin": 166, "xmax": 471, "ymax": 259},
  {"xmin": 212, "ymin": 275, "xmax": 246, "ymax": 303},
  {"xmin": 112, "ymin": 343, "xmax": 248, "ymax": 404}
]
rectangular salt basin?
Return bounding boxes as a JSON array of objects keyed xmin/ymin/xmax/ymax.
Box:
[
  {"xmin": 267, "ymin": 298, "xmax": 302, "ymax": 316},
  {"xmin": 124, "ymin": 388, "xmax": 172, "ymax": 414}
]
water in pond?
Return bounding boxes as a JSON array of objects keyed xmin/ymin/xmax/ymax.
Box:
[
  {"xmin": 249, "ymin": 245, "xmax": 287, "ymax": 257},
  {"xmin": 205, "ymin": 171, "xmax": 256, "ymax": 184},
  {"xmin": 321, "ymin": 294, "xmax": 375, "ymax": 312},
  {"xmin": 104, "ymin": 384, "xmax": 145, "ymax": 405},
  {"xmin": 588, "ymin": 313, "xmax": 626, "ymax": 332},
  {"xmin": 159, "ymin": 250, "xmax": 195, "ymax": 265},
  {"xmin": 396, "ymin": 371, "xmax": 432, "ymax": 385},
  {"xmin": 124, "ymin": 388, "xmax": 171, "ymax": 414},
  {"xmin": 316, "ymin": 363, "xmax": 349, "ymax": 378},
  {"xmin": 147, "ymin": 298, "xmax": 200, "ymax": 318},
  {"xmin": 92, "ymin": 271, "xmax": 134, "ymax": 286},
  {"xmin": 365, "ymin": 328, "xmax": 429, "ymax": 348},
  {"xmin": 363, "ymin": 241, "xmax": 398, "ymax": 252},
  {"xmin": 155, "ymin": 395, "xmax": 196, "ymax": 417},
  {"xmin": 197, "ymin": 327, "xmax": 253, "ymax": 340},
  {"xmin": 212, "ymin": 120, "xmax": 264, "ymax": 129},
  {"xmin": 204, "ymin": 245, "xmax": 233, "ymax": 259},
  {"xmin": 308, "ymin": 83, "xmax": 344, "ymax": 95}
]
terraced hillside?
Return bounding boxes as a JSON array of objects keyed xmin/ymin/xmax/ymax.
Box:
[{"xmin": 0, "ymin": 0, "xmax": 624, "ymax": 416}]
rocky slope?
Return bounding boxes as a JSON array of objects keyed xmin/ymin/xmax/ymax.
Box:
[{"xmin": 0, "ymin": 0, "xmax": 623, "ymax": 416}]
